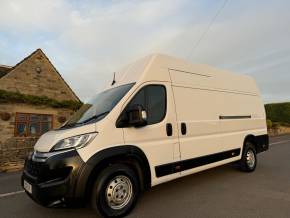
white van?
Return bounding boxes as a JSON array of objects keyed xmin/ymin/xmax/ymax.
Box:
[{"xmin": 22, "ymin": 54, "xmax": 269, "ymax": 217}]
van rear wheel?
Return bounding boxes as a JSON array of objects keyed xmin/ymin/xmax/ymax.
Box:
[
  {"xmin": 239, "ymin": 141, "xmax": 257, "ymax": 172},
  {"xmin": 91, "ymin": 164, "xmax": 140, "ymax": 217}
]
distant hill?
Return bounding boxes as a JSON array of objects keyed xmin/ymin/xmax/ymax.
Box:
[{"xmin": 265, "ymin": 102, "xmax": 290, "ymax": 124}]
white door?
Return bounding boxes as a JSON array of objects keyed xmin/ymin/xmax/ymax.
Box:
[
  {"xmin": 121, "ymin": 82, "xmax": 181, "ymax": 185},
  {"xmin": 172, "ymin": 85, "xmax": 224, "ymax": 176}
]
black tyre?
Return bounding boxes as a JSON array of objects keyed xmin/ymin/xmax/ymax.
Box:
[
  {"xmin": 239, "ymin": 141, "xmax": 257, "ymax": 172},
  {"xmin": 91, "ymin": 164, "xmax": 140, "ymax": 217}
]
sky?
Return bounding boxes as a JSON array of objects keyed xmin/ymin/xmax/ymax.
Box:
[{"xmin": 0, "ymin": 0, "xmax": 289, "ymax": 103}]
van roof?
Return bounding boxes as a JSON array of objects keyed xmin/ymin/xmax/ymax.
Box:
[{"xmin": 111, "ymin": 54, "xmax": 259, "ymax": 96}]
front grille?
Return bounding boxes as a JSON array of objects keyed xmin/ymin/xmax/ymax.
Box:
[
  {"xmin": 25, "ymin": 158, "xmax": 72, "ymax": 183},
  {"xmin": 25, "ymin": 159, "xmax": 45, "ymax": 177}
]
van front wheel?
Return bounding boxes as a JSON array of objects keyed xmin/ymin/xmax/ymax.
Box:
[
  {"xmin": 91, "ymin": 164, "xmax": 140, "ymax": 217},
  {"xmin": 239, "ymin": 141, "xmax": 257, "ymax": 172}
]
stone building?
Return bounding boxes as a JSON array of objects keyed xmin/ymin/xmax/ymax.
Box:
[{"xmin": 0, "ymin": 49, "xmax": 81, "ymax": 172}]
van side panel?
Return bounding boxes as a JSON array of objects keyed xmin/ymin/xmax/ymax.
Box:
[
  {"xmin": 218, "ymin": 92, "xmax": 267, "ymax": 156},
  {"xmin": 170, "ymin": 69, "xmax": 266, "ymax": 177},
  {"xmin": 168, "ymin": 68, "xmax": 259, "ymax": 95}
]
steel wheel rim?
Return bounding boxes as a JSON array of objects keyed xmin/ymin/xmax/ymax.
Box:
[
  {"xmin": 246, "ymin": 149, "xmax": 255, "ymax": 168},
  {"xmin": 105, "ymin": 175, "xmax": 133, "ymax": 210}
]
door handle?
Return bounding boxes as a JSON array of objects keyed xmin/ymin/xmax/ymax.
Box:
[
  {"xmin": 166, "ymin": 123, "xmax": 173, "ymax": 136},
  {"xmin": 181, "ymin": 122, "xmax": 187, "ymax": 135}
]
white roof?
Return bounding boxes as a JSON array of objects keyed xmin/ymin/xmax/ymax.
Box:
[{"xmin": 112, "ymin": 54, "xmax": 259, "ymax": 95}]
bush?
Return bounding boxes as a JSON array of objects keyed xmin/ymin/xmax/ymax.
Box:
[
  {"xmin": 265, "ymin": 102, "xmax": 290, "ymax": 125},
  {"xmin": 281, "ymin": 122, "xmax": 290, "ymax": 127},
  {"xmin": 266, "ymin": 119, "xmax": 272, "ymax": 129},
  {"xmin": 272, "ymin": 122, "xmax": 281, "ymax": 129},
  {"xmin": 0, "ymin": 89, "xmax": 82, "ymax": 111}
]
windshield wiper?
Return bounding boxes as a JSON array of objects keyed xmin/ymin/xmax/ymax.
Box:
[
  {"xmin": 59, "ymin": 122, "xmax": 82, "ymax": 129},
  {"xmin": 78, "ymin": 111, "xmax": 110, "ymax": 124}
]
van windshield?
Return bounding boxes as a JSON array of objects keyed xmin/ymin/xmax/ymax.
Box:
[{"xmin": 62, "ymin": 83, "xmax": 135, "ymax": 128}]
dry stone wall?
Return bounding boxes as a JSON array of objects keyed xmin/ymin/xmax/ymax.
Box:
[{"xmin": 0, "ymin": 103, "xmax": 73, "ymax": 172}]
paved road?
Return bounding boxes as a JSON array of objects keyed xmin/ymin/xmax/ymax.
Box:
[{"xmin": 1, "ymin": 135, "xmax": 290, "ymax": 218}]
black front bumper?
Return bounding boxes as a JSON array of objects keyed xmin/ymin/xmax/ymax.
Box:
[{"xmin": 21, "ymin": 149, "xmax": 85, "ymax": 206}]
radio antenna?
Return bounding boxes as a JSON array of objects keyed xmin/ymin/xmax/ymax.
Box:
[{"xmin": 111, "ymin": 72, "xmax": 116, "ymax": 86}]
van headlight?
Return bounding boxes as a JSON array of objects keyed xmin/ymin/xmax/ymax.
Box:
[{"xmin": 51, "ymin": 132, "xmax": 97, "ymax": 151}]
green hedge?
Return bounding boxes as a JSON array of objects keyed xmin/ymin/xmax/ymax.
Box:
[
  {"xmin": 265, "ymin": 102, "xmax": 290, "ymax": 124},
  {"xmin": 0, "ymin": 89, "xmax": 82, "ymax": 111}
]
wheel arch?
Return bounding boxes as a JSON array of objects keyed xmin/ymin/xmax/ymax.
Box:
[
  {"xmin": 244, "ymin": 134, "xmax": 257, "ymax": 145},
  {"xmin": 75, "ymin": 145, "xmax": 151, "ymax": 202},
  {"xmin": 243, "ymin": 134, "xmax": 257, "ymax": 151},
  {"xmin": 243, "ymin": 134, "xmax": 269, "ymax": 154}
]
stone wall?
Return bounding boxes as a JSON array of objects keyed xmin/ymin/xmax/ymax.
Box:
[
  {"xmin": 268, "ymin": 126, "xmax": 290, "ymax": 136},
  {"xmin": 0, "ymin": 137, "xmax": 38, "ymax": 172},
  {"xmin": 0, "ymin": 103, "xmax": 74, "ymax": 172}
]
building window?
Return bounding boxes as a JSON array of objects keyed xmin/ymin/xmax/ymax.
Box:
[{"xmin": 15, "ymin": 113, "xmax": 53, "ymax": 137}]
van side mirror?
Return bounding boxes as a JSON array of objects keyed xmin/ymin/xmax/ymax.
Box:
[
  {"xmin": 127, "ymin": 104, "xmax": 147, "ymax": 127},
  {"xmin": 116, "ymin": 104, "xmax": 147, "ymax": 128}
]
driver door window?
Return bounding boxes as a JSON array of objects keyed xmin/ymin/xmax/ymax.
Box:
[{"xmin": 127, "ymin": 85, "xmax": 166, "ymax": 125}]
